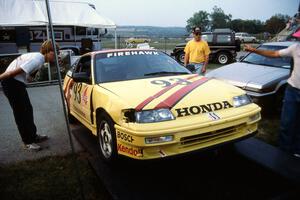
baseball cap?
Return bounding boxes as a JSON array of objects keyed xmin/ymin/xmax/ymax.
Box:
[
  {"xmin": 193, "ymin": 27, "xmax": 201, "ymax": 34},
  {"xmin": 292, "ymin": 29, "xmax": 300, "ymax": 38}
]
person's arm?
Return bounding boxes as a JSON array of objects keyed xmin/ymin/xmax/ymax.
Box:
[
  {"xmin": 0, "ymin": 67, "xmax": 24, "ymax": 81},
  {"xmin": 202, "ymin": 55, "xmax": 209, "ymax": 73},
  {"xmin": 202, "ymin": 42, "xmax": 210, "ymax": 73},
  {"xmin": 244, "ymin": 44, "xmax": 280, "ymax": 58},
  {"xmin": 184, "ymin": 53, "xmax": 190, "ymax": 66},
  {"xmin": 184, "ymin": 42, "xmax": 190, "ymax": 66}
]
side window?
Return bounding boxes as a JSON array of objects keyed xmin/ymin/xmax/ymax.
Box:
[
  {"xmin": 216, "ymin": 34, "xmax": 231, "ymax": 43},
  {"xmin": 202, "ymin": 34, "xmax": 213, "ymax": 42},
  {"xmin": 74, "ymin": 56, "xmax": 92, "ymax": 82}
]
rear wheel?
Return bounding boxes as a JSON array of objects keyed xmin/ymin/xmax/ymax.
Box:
[
  {"xmin": 176, "ymin": 51, "xmax": 185, "ymax": 64},
  {"xmin": 97, "ymin": 113, "xmax": 118, "ymax": 162},
  {"xmin": 216, "ymin": 52, "xmax": 231, "ymax": 64}
]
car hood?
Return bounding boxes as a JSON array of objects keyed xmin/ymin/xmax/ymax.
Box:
[
  {"xmin": 206, "ymin": 62, "xmax": 289, "ymax": 88},
  {"xmin": 98, "ymin": 74, "xmax": 244, "ymax": 112}
]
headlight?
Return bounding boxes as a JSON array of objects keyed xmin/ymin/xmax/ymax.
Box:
[
  {"xmin": 135, "ymin": 109, "xmax": 175, "ymax": 123},
  {"xmin": 233, "ymin": 94, "xmax": 252, "ymax": 107}
]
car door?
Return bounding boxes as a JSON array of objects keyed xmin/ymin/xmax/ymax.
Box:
[
  {"xmin": 245, "ymin": 33, "xmax": 251, "ymax": 42},
  {"xmin": 71, "ymin": 55, "xmax": 94, "ymax": 125}
]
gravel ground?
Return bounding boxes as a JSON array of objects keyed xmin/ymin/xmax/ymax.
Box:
[{"xmin": 0, "ymin": 85, "xmax": 82, "ymax": 164}]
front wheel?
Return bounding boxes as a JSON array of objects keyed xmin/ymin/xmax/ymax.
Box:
[{"xmin": 97, "ymin": 113, "xmax": 118, "ymax": 162}]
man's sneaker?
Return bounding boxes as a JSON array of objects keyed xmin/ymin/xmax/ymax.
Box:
[
  {"xmin": 24, "ymin": 143, "xmax": 41, "ymax": 151},
  {"xmin": 293, "ymin": 153, "xmax": 300, "ymax": 158},
  {"xmin": 35, "ymin": 134, "xmax": 49, "ymax": 143}
]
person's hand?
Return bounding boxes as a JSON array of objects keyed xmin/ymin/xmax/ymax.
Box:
[
  {"xmin": 26, "ymin": 75, "xmax": 34, "ymax": 82},
  {"xmin": 201, "ymin": 66, "xmax": 206, "ymax": 74},
  {"xmin": 244, "ymin": 44, "xmax": 255, "ymax": 52}
]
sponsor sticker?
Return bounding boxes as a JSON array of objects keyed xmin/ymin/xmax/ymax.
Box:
[
  {"xmin": 81, "ymin": 87, "xmax": 88, "ymax": 105},
  {"xmin": 117, "ymin": 131, "xmax": 135, "ymax": 143},
  {"xmin": 117, "ymin": 143, "xmax": 143, "ymax": 157},
  {"xmin": 107, "ymin": 51, "xmax": 159, "ymax": 58}
]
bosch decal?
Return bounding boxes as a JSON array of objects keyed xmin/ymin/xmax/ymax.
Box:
[
  {"xmin": 117, "ymin": 131, "xmax": 134, "ymax": 143},
  {"xmin": 175, "ymin": 101, "xmax": 233, "ymax": 117}
]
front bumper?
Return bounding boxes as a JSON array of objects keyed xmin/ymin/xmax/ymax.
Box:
[{"xmin": 115, "ymin": 108, "xmax": 261, "ymax": 160}]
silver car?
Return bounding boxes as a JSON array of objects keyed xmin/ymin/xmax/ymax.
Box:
[
  {"xmin": 206, "ymin": 41, "xmax": 294, "ymax": 112},
  {"xmin": 235, "ymin": 32, "xmax": 257, "ymax": 43}
]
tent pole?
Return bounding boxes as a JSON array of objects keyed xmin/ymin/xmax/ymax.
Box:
[
  {"xmin": 44, "ymin": 1, "xmax": 85, "ymax": 199},
  {"xmin": 46, "ymin": 24, "xmax": 51, "ymax": 81},
  {"xmin": 74, "ymin": 26, "xmax": 77, "ymax": 48},
  {"xmin": 114, "ymin": 27, "xmax": 117, "ymax": 49}
]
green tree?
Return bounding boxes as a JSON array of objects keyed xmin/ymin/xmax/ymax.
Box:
[
  {"xmin": 231, "ymin": 19, "xmax": 264, "ymax": 34},
  {"xmin": 186, "ymin": 11, "xmax": 210, "ymax": 32},
  {"xmin": 265, "ymin": 14, "xmax": 290, "ymax": 34},
  {"xmin": 210, "ymin": 6, "xmax": 232, "ymax": 30}
]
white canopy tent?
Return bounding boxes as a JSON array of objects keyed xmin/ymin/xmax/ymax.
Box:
[
  {"xmin": 0, "ymin": 0, "xmax": 46, "ymax": 26},
  {"xmin": 0, "ymin": 0, "xmax": 116, "ymax": 28},
  {"xmin": 0, "ymin": 0, "xmax": 117, "ymax": 47}
]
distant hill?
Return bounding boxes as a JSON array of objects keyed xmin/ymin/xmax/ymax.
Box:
[{"xmin": 108, "ymin": 26, "xmax": 188, "ymax": 37}]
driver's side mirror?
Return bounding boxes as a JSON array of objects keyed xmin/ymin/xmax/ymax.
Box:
[
  {"xmin": 186, "ymin": 64, "xmax": 196, "ymax": 72},
  {"xmin": 73, "ymin": 72, "xmax": 90, "ymax": 83}
]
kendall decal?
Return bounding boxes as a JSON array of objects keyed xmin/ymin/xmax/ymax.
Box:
[{"xmin": 117, "ymin": 144, "xmax": 143, "ymax": 157}]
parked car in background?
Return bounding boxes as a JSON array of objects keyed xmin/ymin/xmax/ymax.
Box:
[
  {"xmin": 206, "ymin": 41, "xmax": 294, "ymax": 112},
  {"xmin": 63, "ymin": 49, "xmax": 261, "ymax": 162},
  {"xmin": 171, "ymin": 29, "xmax": 241, "ymax": 65},
  {"xmin": 125, "ymin": 37, "xmax": 151, "ymax": 44},
  {"xmin": 235, "ymin": 32, "xmax": 257, "ymax": 43}
]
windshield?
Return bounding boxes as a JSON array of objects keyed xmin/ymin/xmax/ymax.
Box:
[
  {"xmin": 94, "ymin": 50, "xmax": 190, "ymax": 83},
  {"xmin": 242, "ymin": 45, "xmax": 291, "ymax": 68}
]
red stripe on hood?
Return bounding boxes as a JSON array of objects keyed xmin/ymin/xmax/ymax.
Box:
[
  {"xmin": 154, "ymin": 77, "xmax": 209, "ymax": 109},
  {"xmin": 135, "ymin": 74, "xmax": 198, "ymax": 111}
]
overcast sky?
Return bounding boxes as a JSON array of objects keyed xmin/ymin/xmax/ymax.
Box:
[{"xmin": 75, "ymin": 0, "xmax": 298, "ymax": 27}]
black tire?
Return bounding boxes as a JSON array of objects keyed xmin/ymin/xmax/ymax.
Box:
[
  {"xmin": 216, "ymin": 52, "xmax": 231, "ymax": 64},
  {"xmin": 175, "ymin": 51, "xmax": 185, "ymax": 64},
  {"xmin": 97, "ymin": 113, "xmax": 118, "ymax": 162}
]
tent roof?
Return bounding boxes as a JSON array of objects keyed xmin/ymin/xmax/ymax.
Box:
[{"xmin": 0, "ymin": 0, "xmax": 116, "ymax": 28}]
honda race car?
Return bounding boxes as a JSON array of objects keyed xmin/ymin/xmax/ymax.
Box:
[{"xmin": 63, "ymin": 49, "xmax": 261, "ymax": 162}]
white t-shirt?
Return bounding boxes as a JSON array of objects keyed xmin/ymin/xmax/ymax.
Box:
[
  {"xmin": 279, "ymin": 43, "xmax": 300, "ymax": 90},
  {"xmin": 5, "ymin": 52, "xmax": 45, "ymax": 84}
]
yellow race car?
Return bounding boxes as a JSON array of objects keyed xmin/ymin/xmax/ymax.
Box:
[{"xmin": 63, "ymin": 49, "xmax": 261, "ymax": 162}]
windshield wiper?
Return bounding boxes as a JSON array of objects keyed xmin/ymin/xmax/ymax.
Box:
[
  {"xmin": 144, "ymin": 71, "xmax": 189, "ymax": 76},
  {"xmin": 241, "ymin": 60, "xmax": 254, "ymax": 64},
  {"xmin": 255, "ymin": 63, "xmax": 282, "ymax": 68}
]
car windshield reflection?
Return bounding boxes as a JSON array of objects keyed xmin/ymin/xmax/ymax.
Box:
[
  {"xmin": 94, "ymin": 50, "xmax": 190, "ymax": 83},
  {"xmin": 242, "ymin": 45, "xmax": 291, "ymax": 68}
]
